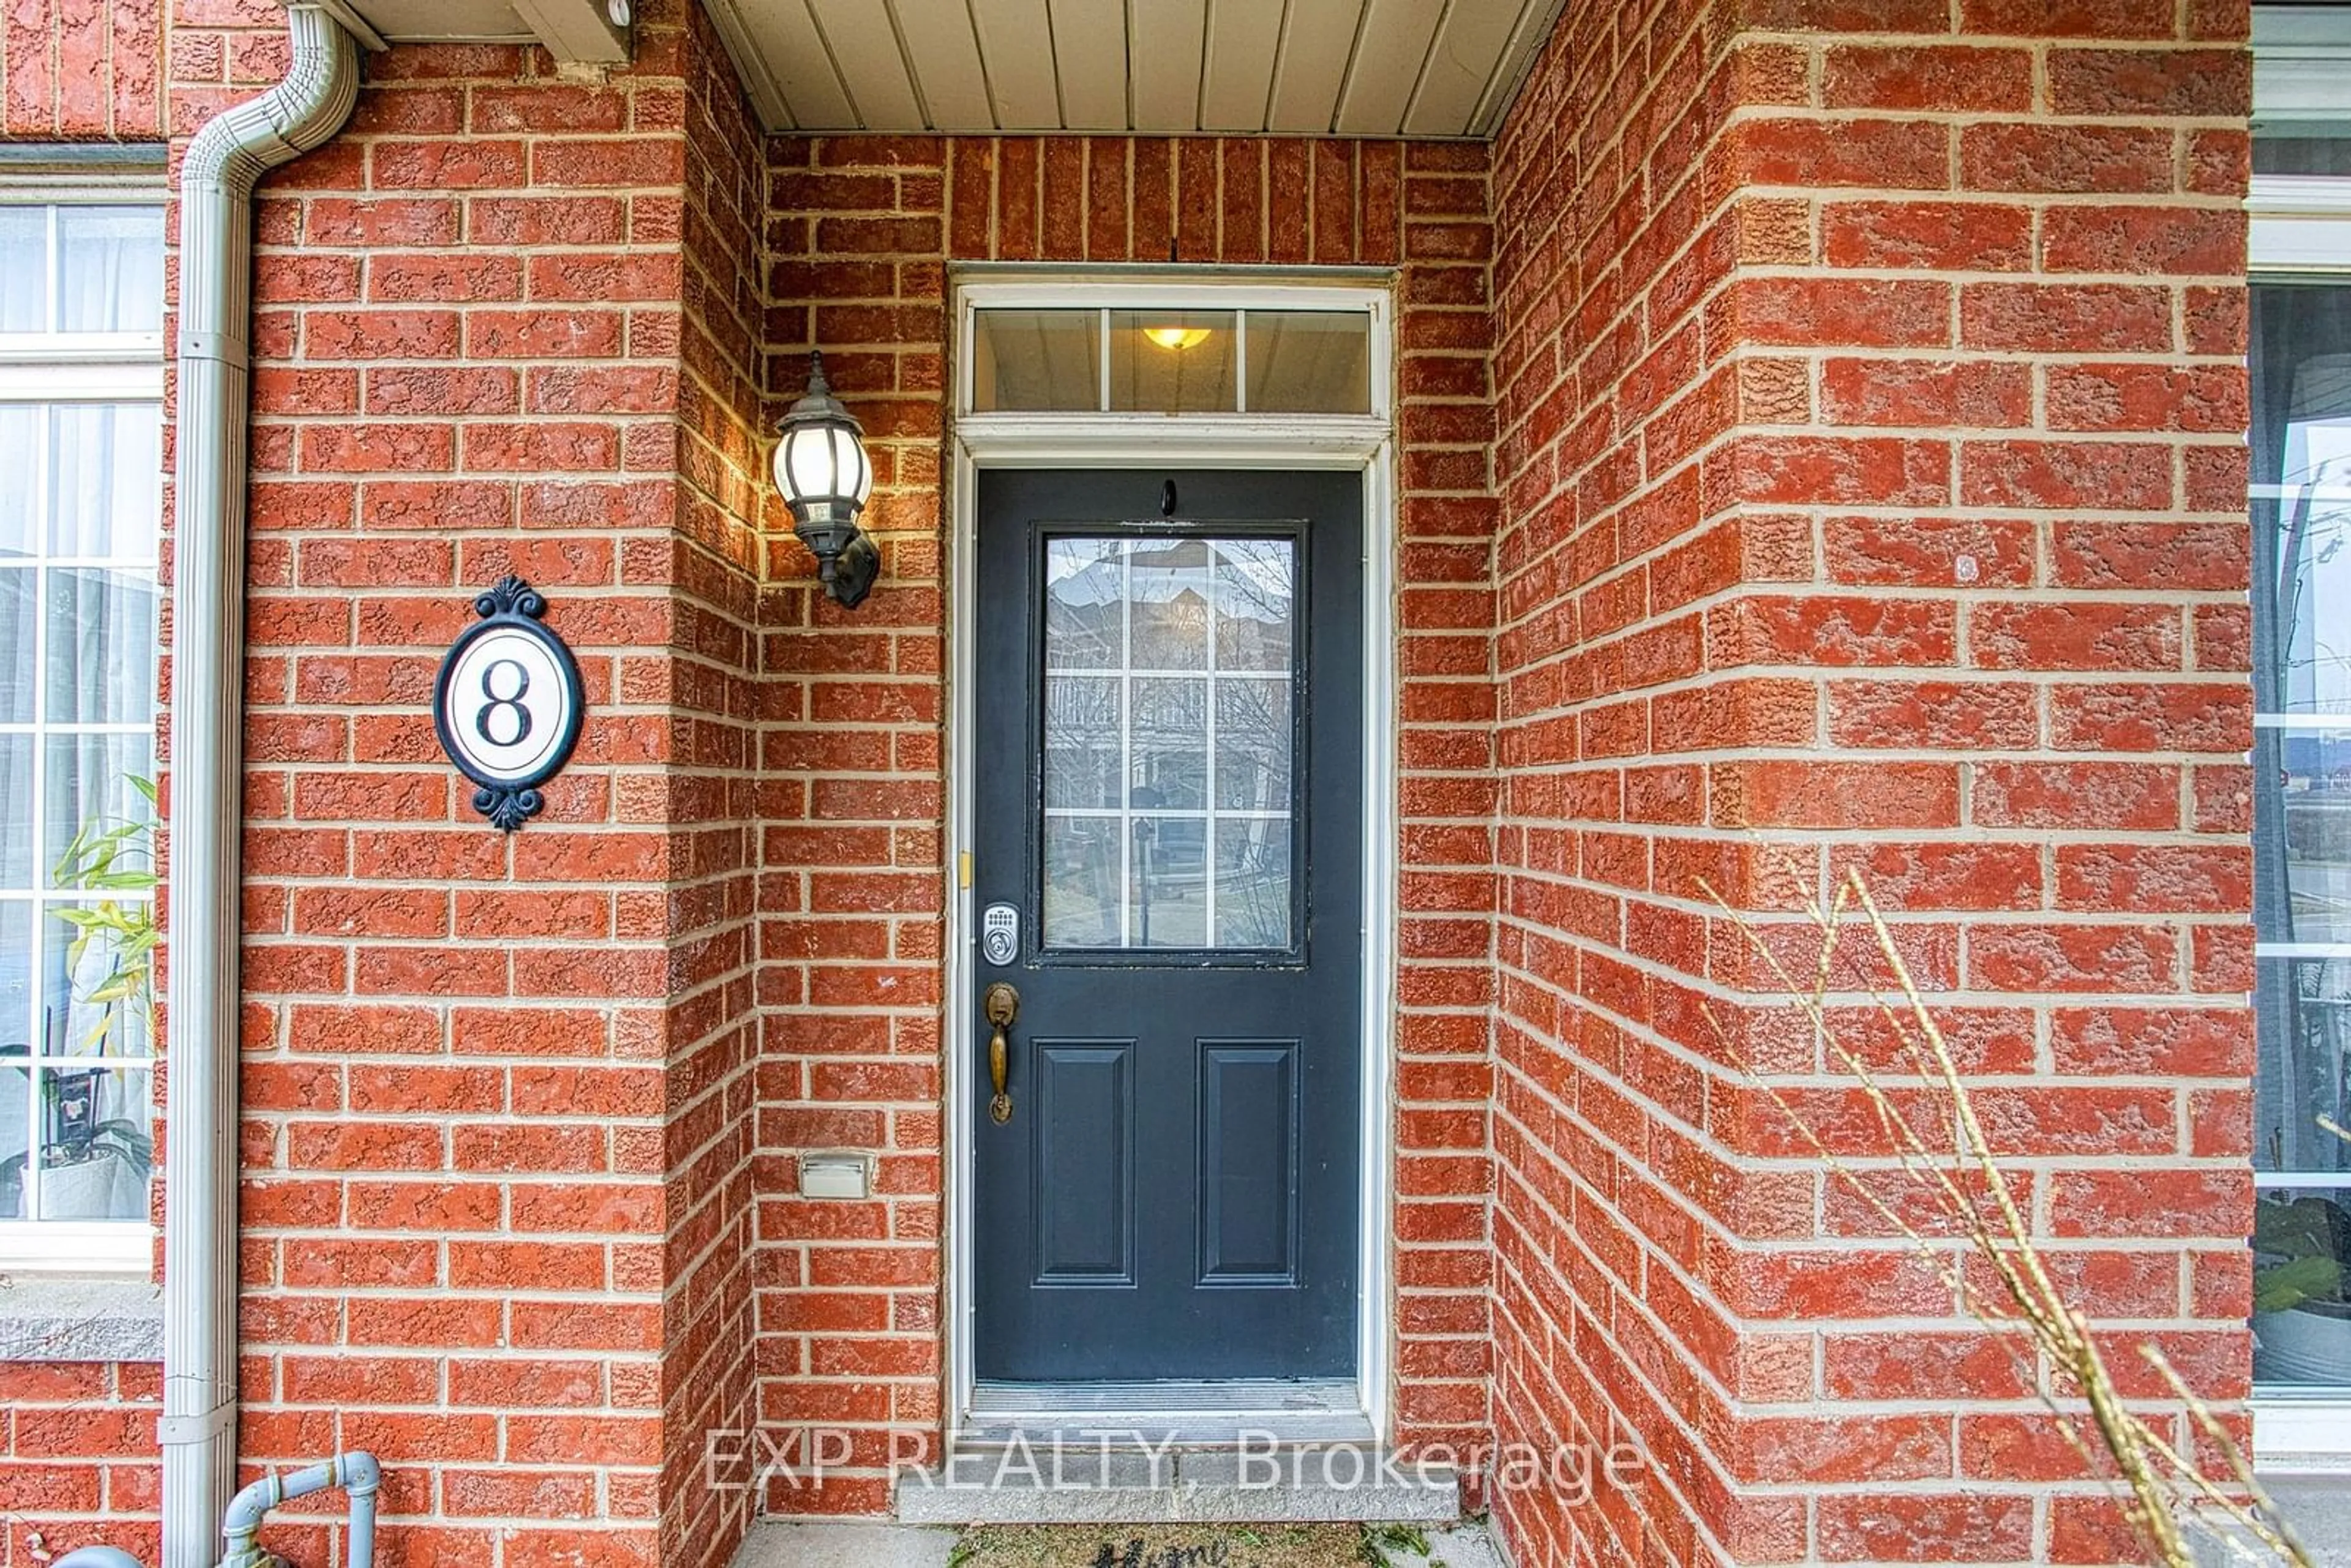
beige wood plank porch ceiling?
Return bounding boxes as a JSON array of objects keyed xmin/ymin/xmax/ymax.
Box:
[{"xmin": 314, "ymin": 0, "xmax": 1567, "ymax": 138}]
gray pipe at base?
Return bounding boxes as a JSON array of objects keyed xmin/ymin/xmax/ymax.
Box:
[
  {"xmin": 219, "ymin": 1451, "xmax": 383, "ymax": 1568},
  {"xmin": 162, "ymin": 8, "xmax": 361, "ymax": 1568},
  {"xmin": 43, "ymin": 1449, "xmax": 383, "ymax": 1568}
]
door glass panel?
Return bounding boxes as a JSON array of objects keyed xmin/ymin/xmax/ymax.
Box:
[
  {"xmin": 1127, "ymin": 816, "xmax": 1207, "ymax": 947},
  {"xmin": 1041, "ymin": 535, "xmax": 1297, "ymax": 950},
  {"xmin": 1128, "ymin": 539, "xmax": 1211, "ymax": 669},
  {"xmin": 1215, "ymin": 678, "xmax": 1290, "ymax": 809},
  {"xmin": 1215, "ymin": 820, "xmax": 1291, "ymax": 948},
  {"xmin": 1246, "ymin": 311, "xmax": 1373, "ymax": 414},
  {"xmin": 1108, "ymin": 311, "xmax": 1237, "ymax": 413},
  {"xmin": 1131, "ymin": 678, "xmax": 1205, "ymax": 810},
  {"xmin": 972, "ymin": 310, "xmax": 1101, "ymax": 411},
  {"xmin": 1043, "ymin": 676, "xmax": 1122, "ymax": 808}
]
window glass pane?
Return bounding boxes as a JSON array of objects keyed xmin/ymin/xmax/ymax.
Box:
[
  {"xmin": 2257, "ymin": 135, "xmax": 2351, "ymax": 176},
  {"xmin": 1108, "ymin": 310, "xmax": 1236, "ymax": 413},
  {"xmin": 0, "ymin": 568, "xmax": 31, "ymax": 723},
  {"xmin": 48, "ymin": 403, "xmax": 161, "ymax": 560},
  {"xmin": 971, "ymin": 309, "xmax": 1100, "ymax": 411},
  {"xmin": 1245, "ymin": 311, "xmax": 1372, "ymax": 413},
  {"xmin": 2254, "ymin": 1185, "xmax": 2351, "ymax": 1389},
  {"xmin": 1040, "ymin": 535, "xmax": 1296, "ymax": 950},
  {"xmin": 55, "ymin": 206, "xmax": 162, "ymax": 334},
  {"xmin": 2255, "ymin": 956, "xmax": 2351, "ymax": 1177},
  {"xmin": 34, "ymin": 1064, "xmax": 149, "ymax": 1219},
  {"xmin": 43, "ymin": 903, "xmax": 150, "ymax": 1060},
  {"xmin": 0, "ymin": 207, "xmax": 44, "ymax": 332},
  {"xmin": 2254, "ymin": 726, "xmax": 2351, "ymax": 946},
  {"xmin": 43, "ymin": 733, "xmax": 154, "ymax": 891},
  {"xmin": 0, "ymin": 406, "xmax": 39, "ymax": 560},
  {"xmin": 47, "ymin": 568, "xmax": 158, "ymax": 726},
  {"xmin": 0, "ymin": 737, "xmax": 29, "ymax": 889},
  {"xmin": 0, "ymin": 1047, "xmax": 23, "ymax": 1220},
  {"xmin": 0, "ymin": 902, "xmax": 28, "ymax": 1057}
]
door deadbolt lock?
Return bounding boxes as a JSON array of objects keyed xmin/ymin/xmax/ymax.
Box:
[
  {"xmin": 984, "ymin": 982, "xmax": 1019, "ymax": 1125},
  {"xmin": 982, "ymin": 902, "xmax": 1018, "ymax": 966}
]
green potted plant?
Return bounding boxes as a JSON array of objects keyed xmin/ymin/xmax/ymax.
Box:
[
  {"xmin": 2252, "ymin": 1191, "xmax": 2351, "ymax": 1385},
  {"xmin": 37, "ymin": 776, "xmax": 159, "ymax": 1220}
]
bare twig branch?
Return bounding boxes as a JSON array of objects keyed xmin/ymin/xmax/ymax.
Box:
[{"xmin": 1701, "ymin": 871, "xmax": 2314, "ymax": 1568}]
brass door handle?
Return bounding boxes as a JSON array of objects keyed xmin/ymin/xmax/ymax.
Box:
[{"xmin": 984, "ymin": 982, "xmax": 1019, "ymax": 1125}]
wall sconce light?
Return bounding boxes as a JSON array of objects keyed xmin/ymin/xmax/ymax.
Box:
[
  {"xmin": 773, "ymin": 350, "xmax": 878, "ymax": 609},
  {"xmin": 1142, "ymin": 324, "xmax": 1211, "ymax": 351}
]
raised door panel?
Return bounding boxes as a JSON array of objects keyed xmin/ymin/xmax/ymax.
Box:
[
  {"xmin": 1031, "ymin": 1041, "xmax": 1135, "ymax": 1285},
  {"xmin": 1198, "ymin": 1040, "xmax": 1300, "ymax": 1285}
]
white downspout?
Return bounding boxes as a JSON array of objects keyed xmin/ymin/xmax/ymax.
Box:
[{"xmin": 162, "ymin": 8, "xmax": 362, "ymax": 1567}]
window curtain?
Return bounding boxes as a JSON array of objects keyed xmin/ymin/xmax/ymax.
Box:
[{"xmin": 54, "ymin": 207, "xmax": 161, "ymax": 336}]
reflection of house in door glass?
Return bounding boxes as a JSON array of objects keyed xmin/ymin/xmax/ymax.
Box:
[{"xmin": 1042, "ymin": 536, "xmax": 1294, "ymax": 948}]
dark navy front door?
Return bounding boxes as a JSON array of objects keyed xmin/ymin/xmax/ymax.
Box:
[{"xmin": 972, "ymin": 468, "xmax": 1363, "ymax": 1382}]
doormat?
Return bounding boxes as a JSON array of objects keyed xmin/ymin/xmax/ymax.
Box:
[{"xmin": 950, "ymin": 1523, "xmax": 1432, "ymax": 1568}]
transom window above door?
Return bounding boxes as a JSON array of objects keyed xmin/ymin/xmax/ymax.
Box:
[{"xmin": 957, "ymin": 285, "xmax": 1389, "ymax": 422}]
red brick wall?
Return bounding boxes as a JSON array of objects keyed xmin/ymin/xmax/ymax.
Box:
[
  {"xmin": 1, "ymin": 1362, "xmax": 160, "ymax": 1564},
  {"xmin": 659, "ymin": 6, "xmax": 768, "ymax": 1566},
  {"xmin": 114, "ymin": 0, "xmax": 764, "ymax": 1563},
  {"xmin": 1, "ymin": 0, "xmax": 159, "ymax": 139},
  {"xmin": 752, "ymin": 130, "xmax": 1501, "ymax": 1509},
  {"xmin": 1, "ymin": 0, "xmax": 2268, "ymax": 1558},
  {"xmin": 1485, "ymin": 2, "xmax": 2252, "ymax": 1566}
]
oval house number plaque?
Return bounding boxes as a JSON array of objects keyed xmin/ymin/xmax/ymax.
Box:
[{"xmin": 432, "ymin": 576, "xmax": 585, "ymax": 832}]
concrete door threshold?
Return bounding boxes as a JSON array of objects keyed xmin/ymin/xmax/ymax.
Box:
[
  {"xmin": 730, "ymin": 1518, "xmax": 1504, "ymax": 1568},
  {"xmin": 895, "ymin": 1441, "xmax": 1459, "ymax": 1526}
]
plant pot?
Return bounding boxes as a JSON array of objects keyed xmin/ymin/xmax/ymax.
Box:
[
  {"xmin": 2253, "ymin": 1302, "xmax": 2351, "ymax": 1386},
  {"xmin": 39, "ymin": 1152, "xmax": 119, "ymax": 1220}
]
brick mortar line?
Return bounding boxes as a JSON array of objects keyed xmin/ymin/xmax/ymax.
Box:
[{"xmin": 1491, "ymin": 984, "xmax": 2248, "ymax": 1154}]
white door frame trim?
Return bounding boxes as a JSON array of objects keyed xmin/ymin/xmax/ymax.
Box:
[{"xmin": 942, "ymin": 275, "xmax": 1398, "ymax": 1444}]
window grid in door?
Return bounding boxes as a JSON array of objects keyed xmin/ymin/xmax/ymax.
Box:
[{"xmin": 1039, "ymin": 531, "xmax": 1301, "ymax": 954}]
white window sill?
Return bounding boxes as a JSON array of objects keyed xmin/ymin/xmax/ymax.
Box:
[{"xmin": 0, "ymin": 1274, "xmax": 161, "ymax": 1362}]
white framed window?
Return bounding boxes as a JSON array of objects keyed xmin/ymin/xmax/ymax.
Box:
[{"xmin": 0, "ymin": 179, "xmax": 165, "ymax": 1272}]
